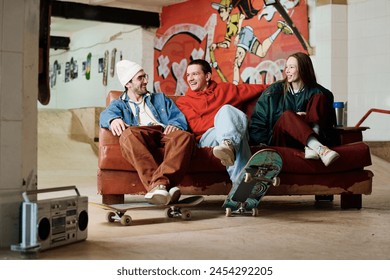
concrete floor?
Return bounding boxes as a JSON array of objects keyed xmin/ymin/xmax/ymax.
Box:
[{"xmin": 1, "ymin": 109, "xmax": 390, "ymax": 260}]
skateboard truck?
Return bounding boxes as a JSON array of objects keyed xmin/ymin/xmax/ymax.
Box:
[
  {"xmin": 106, "ymin": 210, "xmax": 133, "ymax": 226},
  {"xmin": 244, "ymin": 165, "xmax": 281, "ymax": 187},
  {"xmin": 165, "ymin": 206, "xmax": 192, "ymax": 220},
  {"xmin": 225, "ymin": 202, "xmax": 259, "ymax": 217}
]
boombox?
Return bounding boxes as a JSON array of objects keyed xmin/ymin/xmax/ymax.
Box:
[{"xmin": 11, "ymin": 186, "xmax": 88, "ymax": 252}]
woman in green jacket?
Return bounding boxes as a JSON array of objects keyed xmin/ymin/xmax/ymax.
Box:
[{"xmin": 249, "ymin": 52, "xmax": 339, "ymax": 166}]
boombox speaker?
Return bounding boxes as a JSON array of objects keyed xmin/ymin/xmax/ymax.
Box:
[{"xmin": 11, "ymin": 186, "xmax": 88, "ymax": 252}]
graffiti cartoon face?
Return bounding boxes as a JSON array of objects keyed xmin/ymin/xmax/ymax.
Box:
[
  {"xmin": 218, "ymin": 7, "xmax": 230, "ymax": 22},
  {"xmin": 212, "ymin": 0, "xmax": 232, "ymax": 22}
]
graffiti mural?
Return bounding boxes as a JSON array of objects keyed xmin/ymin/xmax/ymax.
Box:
[{"xmin": 154, "ymin": 0, "xmax": 309, "ymax": 95}]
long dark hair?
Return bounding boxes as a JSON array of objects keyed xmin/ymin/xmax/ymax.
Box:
[{"xmin": 283, "ymin": 52, "xmax": 317, "ymax": 93}]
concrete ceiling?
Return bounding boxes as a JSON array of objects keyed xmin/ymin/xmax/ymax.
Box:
[{"xmin": 51, "ymin": 0, "xmax": 188, "ymax": 35}]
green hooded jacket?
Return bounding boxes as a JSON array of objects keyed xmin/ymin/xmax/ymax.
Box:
[{"xmin": 249, "ymin": 81, "xmax": 336, "ymax": 145}]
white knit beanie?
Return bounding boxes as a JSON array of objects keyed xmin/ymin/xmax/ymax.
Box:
[{"xmin": 116, "ymin": 60, "xmax": 143, "ymax": 87}]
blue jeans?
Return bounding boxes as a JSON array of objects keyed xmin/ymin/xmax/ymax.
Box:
[
  {"xmin": 237, "ymin": 26, "xmax": 255, "ymax": 51},
  {"xmin": 199, "ymin": 105, "xmax": 251, "ymax": 186}
]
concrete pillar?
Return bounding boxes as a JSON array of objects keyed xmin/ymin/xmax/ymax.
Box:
[
  {"xmin": 311, "ymin": 0, "xmax": 348, "ymax": 104},
  {"xmin": 0, "ymin": 0, "xmax": 39, "ymax": 248}
]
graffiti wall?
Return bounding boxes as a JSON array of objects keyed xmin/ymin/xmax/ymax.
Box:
[{"xmin": 153, "ymin": 0, "xmax": 309, "ymax": 95}]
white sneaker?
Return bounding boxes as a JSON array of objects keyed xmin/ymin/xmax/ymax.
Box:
[
  {"xmin": 168, "ymin": 187, "xmax": 181, "ymax": 204},
  {"xmin": 317, "ymin": 146, "xmax": 340, "ymax": 167},
  {"xmin": 304, "ymin": 146, "xmax": 320, "ymax": 160},
  {"xmin": 213, "ymin": 139, "xmax": 235, "ymax": 166},
  {"xmin": 145, "ymin": 185, "xmax": 170, "ymax": 205}
]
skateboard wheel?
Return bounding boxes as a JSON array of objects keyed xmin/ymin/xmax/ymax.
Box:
[
  {"xmin": 225, "ymin": 208, "xmax": 232, "ymax": 217},
  {"xmin": 272, "ymin": 176, "xmax": 280, "ymax": 187},
  {"xmin": 181, "ymin": 209, "xmax": 192, "ymax": 220},
  {"xmin": 120, "ymin": 215, "xmax": 132, "ymax": 226},
  {"xmin": 106, "ymin": 211, "xmax": 116, "ymax": 223},
  {"xmin": 244, "ymin": 172, "xmax": 252, "ymax": 183},
  {"xmin": 165, "ymin": 208, "xmax": 175, "ymax": 218},
  {"xmin": 252, "ymin": 208, "xmax": 258, "ymax": 217}
]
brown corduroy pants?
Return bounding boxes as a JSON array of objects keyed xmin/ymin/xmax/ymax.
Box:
[{"xmin": 119, "ymin": 126, "xmax": 195, "ymax": 192}]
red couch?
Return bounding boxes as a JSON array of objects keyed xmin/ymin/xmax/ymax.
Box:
[{"xmin": 97, "ymin": 91, "xmax": 373, "ymax": 209}]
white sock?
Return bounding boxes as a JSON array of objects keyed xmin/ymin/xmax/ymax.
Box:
[
  {"xmin": 307, "ymin": 136, "xmax": 322, "ymax": 154},
  {"xmin": 269, "ymin": 29, "xmax": 281, "ymax": 42},
  {"xmin": 312, "ymin": 124, "xmax": 320, "ymax": 135}
]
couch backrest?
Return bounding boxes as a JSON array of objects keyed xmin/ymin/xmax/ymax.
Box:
[
  {"xmin": 107, "ymin": 90, "xmax": 122, "ymax": 105},
  {"xmin": 106, "ymin": 90, "xmax": 259, "ymax": 118}
]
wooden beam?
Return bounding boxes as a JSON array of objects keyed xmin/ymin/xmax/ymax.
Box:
[{"xmin": 51, "ymin": 0, "xmax": 160, "ymax": 27}]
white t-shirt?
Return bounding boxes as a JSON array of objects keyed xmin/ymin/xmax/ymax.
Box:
[{"xmin": 129, "ymin": 98, "xmax": 163, "ymax": 126}]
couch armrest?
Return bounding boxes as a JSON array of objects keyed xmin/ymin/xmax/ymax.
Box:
[
  {"xmin": 99, "ymin": 127, "xmax": 119, "ymax": 145},
  {"xmin": 333, "ymin": 126, "xmax": 369, "ymax": 145}
]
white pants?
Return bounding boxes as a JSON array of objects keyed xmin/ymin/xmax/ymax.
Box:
[{"xmin": 199, "ymin": 105, "xmax": 251, "ymax": 186}]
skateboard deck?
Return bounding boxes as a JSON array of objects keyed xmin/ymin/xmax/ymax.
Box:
[
  {"xmin": 70, "ymin": 57, "xmax": 77, "ymax": 80},
  {"xmin": 90, "ymin": 195, "xmax": 204, "ymax": 226},
  {"xmin": 103, "ymin": 50, "xmax": 109, "ymax": 86},
  {"xmin": 110, "ymin": 48, "xmax": 117, "ymax": 77},
  {"xmin": 85, "ymin": 52, "xmax": 92, "ymax": 80},
  {"xmin": 223, "ymin": 149, "xmax": 282, "ymax": 216}
]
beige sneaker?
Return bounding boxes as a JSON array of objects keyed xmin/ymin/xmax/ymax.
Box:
[
  {"xmin": 168, "ymin": 187, "xmax": 181, "ymax": 204},
  {"xmin": 277, "ymin": 20, "xmax": 293, "ymax": 35},
  {"xmin": 213, "ymin": 139, "xmax": 235, "ymax": 166},
  {"xmin": 318, "ymin": 146, "xmax": 340, "ymax": 167},
  {"xmin": 145, "ymin": 185, "xmax": 170, "ymax": 205},
  {"xmin": 304, "ymin": 146, "xmax": 320, "ymax": 160}
]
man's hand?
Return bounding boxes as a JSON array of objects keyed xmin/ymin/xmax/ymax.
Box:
[
  {"xmin": 163, "ymin": 125, "xmax": 180, "ymax": 135},
  {"xmin": 110, "ymin": 118, "xmax": 129, "ymax": 136}
]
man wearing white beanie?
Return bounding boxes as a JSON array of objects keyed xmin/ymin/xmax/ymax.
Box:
[{"xmin": 100, "ymin": 60, "xmax": 195, "ymax": 205}]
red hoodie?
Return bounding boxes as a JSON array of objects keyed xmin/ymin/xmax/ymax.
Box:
[{"xmin": 176, "ymin": 81, "xmax": 267, "ymax": 141}]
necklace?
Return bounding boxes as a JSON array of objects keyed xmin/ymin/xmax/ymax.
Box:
[{"xmin": 289, "ymin": 84, "xmax": 305, "ymax": 95}]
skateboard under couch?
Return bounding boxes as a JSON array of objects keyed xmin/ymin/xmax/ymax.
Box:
[{"xmin": 97, "ymin": 91, "xmax": 373, "ymax": 209}]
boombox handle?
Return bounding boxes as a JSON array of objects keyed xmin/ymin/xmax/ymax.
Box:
[{"xmin": 22, "ymin": 185, "xmax": 80, "ymax": 202}]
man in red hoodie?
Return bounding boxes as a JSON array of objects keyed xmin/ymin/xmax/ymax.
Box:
[{"xmin": 176, "ymin": 59, "xmax": 267, "ymax": 186}]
